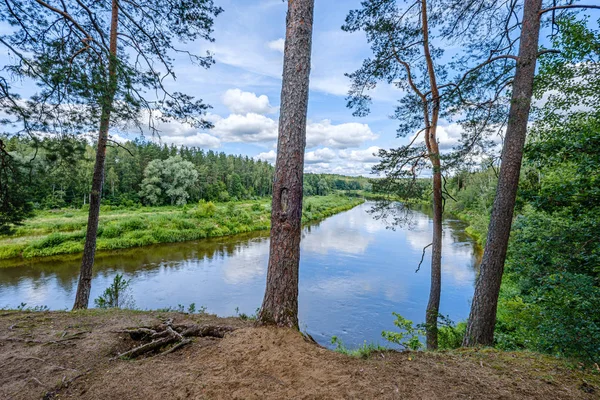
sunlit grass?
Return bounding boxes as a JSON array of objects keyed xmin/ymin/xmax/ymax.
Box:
[{"xmin": 0, "ymin": 195, "xmax": 364, "ymax": 261}]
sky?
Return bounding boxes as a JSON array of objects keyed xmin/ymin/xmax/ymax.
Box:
[
  {"xmin": 135, "ymin": 0, "xmax": 407, "ymax": 176},
  {"xmin": 2, "ymin": 1, "xmax": 598, "ymax": 176}
]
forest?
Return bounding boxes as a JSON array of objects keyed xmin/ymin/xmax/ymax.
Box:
[
  {"xmin": 0, "ymin": 0, "xmax": 599, "ymax": 399},
  {"xmin": 1, "ymin": 135, "xmax": 369, "ymax": 212}
]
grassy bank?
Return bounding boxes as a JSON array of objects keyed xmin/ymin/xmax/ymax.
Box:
[
  {"xmin": 449, "ymin": 211, "xmax": 489, "ymax": 246},
  {"xmin": 0, "ymin": 195, "xmax": 364, "ymax": 261}
]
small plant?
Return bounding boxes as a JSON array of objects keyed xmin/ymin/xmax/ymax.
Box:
[
  {"xmin": 331, "ymin": 336, "xmax": 386, "ymax": 359},
  {"xmin": 194, "ymin": 200, "xmax": 216, "ymax": 218},
  {"xmin": 14, "ymin": 302, "xmax": 49, "ymax": 312},
  {"xmin": 251, "ymin": 202, "xmax": 263, "ymax": 212},
  {"xmin": 94, "ymin": 274, "xmax": 134, "ymax": 309},
  {"xmin": 381, "ymin": 312, "xmax": 425, "ymax": 350},
  {"xmin": 187, "ymin": 303, "xmax": 207, "ymax": 314},
  {"xmin": 235, "ymin": 306, "xmax": 258, "ymax": 321},
  {"xmin": 437, "ymin": 315, "xmax": 466, "ymax": 349}
]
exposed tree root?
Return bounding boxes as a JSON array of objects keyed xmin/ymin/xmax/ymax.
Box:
[{"xmin": 114, "ymin": 319, "xmax": 237, "ymax": 359}]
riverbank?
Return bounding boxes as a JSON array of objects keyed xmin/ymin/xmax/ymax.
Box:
[
  {"xmin": 0, "ymin": 309, "xmax": 597, "ymax": 399},
  {"xmin": 0, "ymin": 195, "xmax": 364, "ymax": 261}
]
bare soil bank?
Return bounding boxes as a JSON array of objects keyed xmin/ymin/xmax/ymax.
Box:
[{"xmin": 0, "ymin": 310, "xmax": 597, "ymax": 399}]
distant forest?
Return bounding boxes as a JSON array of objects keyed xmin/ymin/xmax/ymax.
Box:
[{"xmin": 2, "ymin": 135, "xmax": 372, "ymax": 209}]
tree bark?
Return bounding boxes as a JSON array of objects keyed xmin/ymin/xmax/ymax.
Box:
[
  {"xmin": 257, "ymin": 0, "xmax": 314, "ymax": 328},
  {"xmin": 421, "ymin": 0, "xmax": 442, "ymax": 351},
  {"xmin": 426, "ymin": 159, "xmax": 442, "ymax": 350},
  {"xmin": 72, "ymin": 0, "xmax": 120, "ymax": 310},
  {"xmin": 463, "ymin": 0, "xmax": 542, "ymax": 346}
]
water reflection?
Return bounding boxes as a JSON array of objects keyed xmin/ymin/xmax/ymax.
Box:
[{"xmin": 0, "ymin": 202, "xmax": 480, "ymax": 348}]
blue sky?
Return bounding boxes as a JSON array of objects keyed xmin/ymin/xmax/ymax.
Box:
[
  {"xmin": 3, "ymin": 1, "xmax": 598, "ymax": 176},
  {"xmin": 132, "ymin": 0, "xmax": 410, "ymax": 176}
]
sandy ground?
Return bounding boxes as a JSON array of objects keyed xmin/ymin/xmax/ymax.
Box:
[{"xmin": 0, "ymin": 310, "xmax": 598, "ymax": 399}]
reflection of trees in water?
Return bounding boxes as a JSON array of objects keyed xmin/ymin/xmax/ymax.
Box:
[
  {"xmin": 368, "ymin": 200, "xmax": 419, "ymax": 231},
  {"xmin": 0, "ymin": 231, "xmax": 271, "ymax": 292},
  {"xmin": 367, "ymin": 200, "xmax": 481, "ymax": 272}
]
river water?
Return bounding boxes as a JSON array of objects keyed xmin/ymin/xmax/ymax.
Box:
[{"xmin": 0, "ymin": 202, "xmax": 480, "ymax": 348}]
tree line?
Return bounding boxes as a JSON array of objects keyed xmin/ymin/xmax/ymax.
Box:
[{"xmin": 1, "ymin": 135, "xmax": 370, "ymax": 212}]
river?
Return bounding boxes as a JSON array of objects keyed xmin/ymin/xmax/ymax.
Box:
[{"xmin": 0, "ymin": 202, "xmax": 480, "ymax": 348}]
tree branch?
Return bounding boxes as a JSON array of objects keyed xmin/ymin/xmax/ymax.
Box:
[{"xmin": 540, "ymin": 5, "xmax": 600, "ymax": 15}]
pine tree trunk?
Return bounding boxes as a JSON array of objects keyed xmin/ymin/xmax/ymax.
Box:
[
  {"xmin": 257, "ymin": 0, "xmax": 314, "ymax": 328},
  {"xmin": 422, "ymin": 0, "xmax": 442, "ymax": 350},
  {"xmin": 426, "ymin": 165, "xmax": 442, "ymax": 350},
  {"xmin": 463, "ymin": 0, "xmax": 542, "ymax": 346},
  {"xmin": 73, "ymin": 0, "xmax": 120, "ymax": 310}
]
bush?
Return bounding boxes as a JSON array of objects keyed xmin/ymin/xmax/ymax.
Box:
[
  {"xmin": 381, "ymin": 313, "xmax": 424, "ymax": 350},
  {"xmin": 194, "ymin": 200, "xmax": 216, "ymax": 218},
  {"xmin": 437, "ymin": 316, "xmax": 466, "ymax": 350}
]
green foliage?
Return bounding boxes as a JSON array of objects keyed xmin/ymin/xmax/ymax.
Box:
[
  {"xmin": 139, "ymin": 156, "xmax": 199, "ymax": 206},
  {"xmin": 437, "ymin": 316, "xmax": 466, "ymax": 350},
  {"xmin": 0, "ymin": 195, "xmax": 364, "ymax": 261},
  {"xmin": 330, "ymin": 336, "xmax": 387, "ymax": 359},
  {"xmin": 445, "ymin": 165, "xmax": 498, "ymax": 245},
  {"xmin": 94, "ymin": 274, "xmax": 134, "ymax": 309},
  {"xmin": 195, "ymin": 200, "xmax": 217, "ymax": 218},
  {"xmin": 0, "ymin": 141, "xmax": 34, "ymax": 234},
  {"xmin": 186, "ymin": 303, "xmax": 207, "ymax": 314},
  {"xmin": 235, "ymin": 306, "xmax": 259, "ymax": 321},
  {"xmin": 0, "ymin": 136, "xmax": 373, "ymax": 214},
  {"xmin": 381, "ymin": 313, "xmax": 424, "ymax": 350}
]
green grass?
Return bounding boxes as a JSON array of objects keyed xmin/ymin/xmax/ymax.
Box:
[
  {"xmin": 0, "ymin": 195, "xmax": 364, "ymax": 261},
  {"xmin": 331, "ymin": 336, "xmax": 387, "ymax": 359}
]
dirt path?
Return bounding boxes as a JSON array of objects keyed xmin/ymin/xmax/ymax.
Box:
[{"xmin": 0, "ymin": 310, "xmax": 597, "ymax": 399}]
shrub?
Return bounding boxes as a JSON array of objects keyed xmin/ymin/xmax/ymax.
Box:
[
  {"xmin": 94, "ymin": 274, "xmax": 134, "ymax": 309},
  {"xmin": 381, "ymin": 313, "xmax": 424, "ymax": 350},
  {"xmin": 194, "ymin": 200, "xmax": 216, "ymax": 218}
]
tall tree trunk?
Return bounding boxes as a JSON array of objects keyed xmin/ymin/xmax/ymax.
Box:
[
  {"xmin": 72, "ymin": 0, "xmax": 120, "ymax": 310},
  {"xmin": 257, "ymin": 0, "xmax": 314, "ymax": 328},
  {"xmin": 463, "ymin": 0, "xmax": 542, "ymax": 346},
  {"xmin": 421, "ymin": 0, "xmax": 442, "ymax": 350},
  {"xmin": 426, "ymin": 155, "xmax": 442, "ymax": 349}
]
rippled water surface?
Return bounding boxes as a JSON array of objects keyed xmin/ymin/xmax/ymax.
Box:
[{"xmin": 0, "ymin": 202, "xmax": 480, "ymax": 347}]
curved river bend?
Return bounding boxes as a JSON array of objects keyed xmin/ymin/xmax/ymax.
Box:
[{"xmin": 0, "ymin": 202, "xmax": 480, "ymax": 348}]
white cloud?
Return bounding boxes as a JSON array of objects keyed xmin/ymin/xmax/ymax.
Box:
[
  {"xmin": 307, "ymin": 120, "xmax": 378, "ymax": 149},
  {"xmin": 255, "ymin": 150, "xmax": 277, "ymax": 163},
  {"xmin": 157, "ymin": 133, "xmax": 221, "ymax": 148},
  {"xmin": 305, "ymin": 147, "xmax": 336, "ymax": 164},
  {"xmin": 436, "ymin": 124, "xmax": 463, "ymax": 150},
  {"xmin": 222, "ymin": 88, "xmax": 276, "ymax": 115},
  {"xmin": 339, "ymin": 146, "xmax": 381, "ymax": 162},
  {"xmin": 267, "ymin": 38, "xmax": 285, "ymax": 53},
  {"xmin": 202, "ymin": 114, "xmax": 378, "ymax": 150},
  {"xmin": 305, "ymin": 161, "xmax": 376, "ymax": 177},
  {"xmin": 211, "ymin": 113, "xmax": 278, "ymax": 143}
]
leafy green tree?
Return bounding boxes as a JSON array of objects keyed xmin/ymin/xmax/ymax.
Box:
[
  {"xmin": 139, "ymin": 155, "xmax": 198, "ymax": 206},
  {"xmin": 0, "ymin": 139, "xmax": 33, "ymax": 234},
  {"xmin": 0, "ymin": 0, "xmax": 222, "ymax": 309},
  {"xmin": 439, "ymin": 0, "xmax": 600, "ymax": 346}
]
